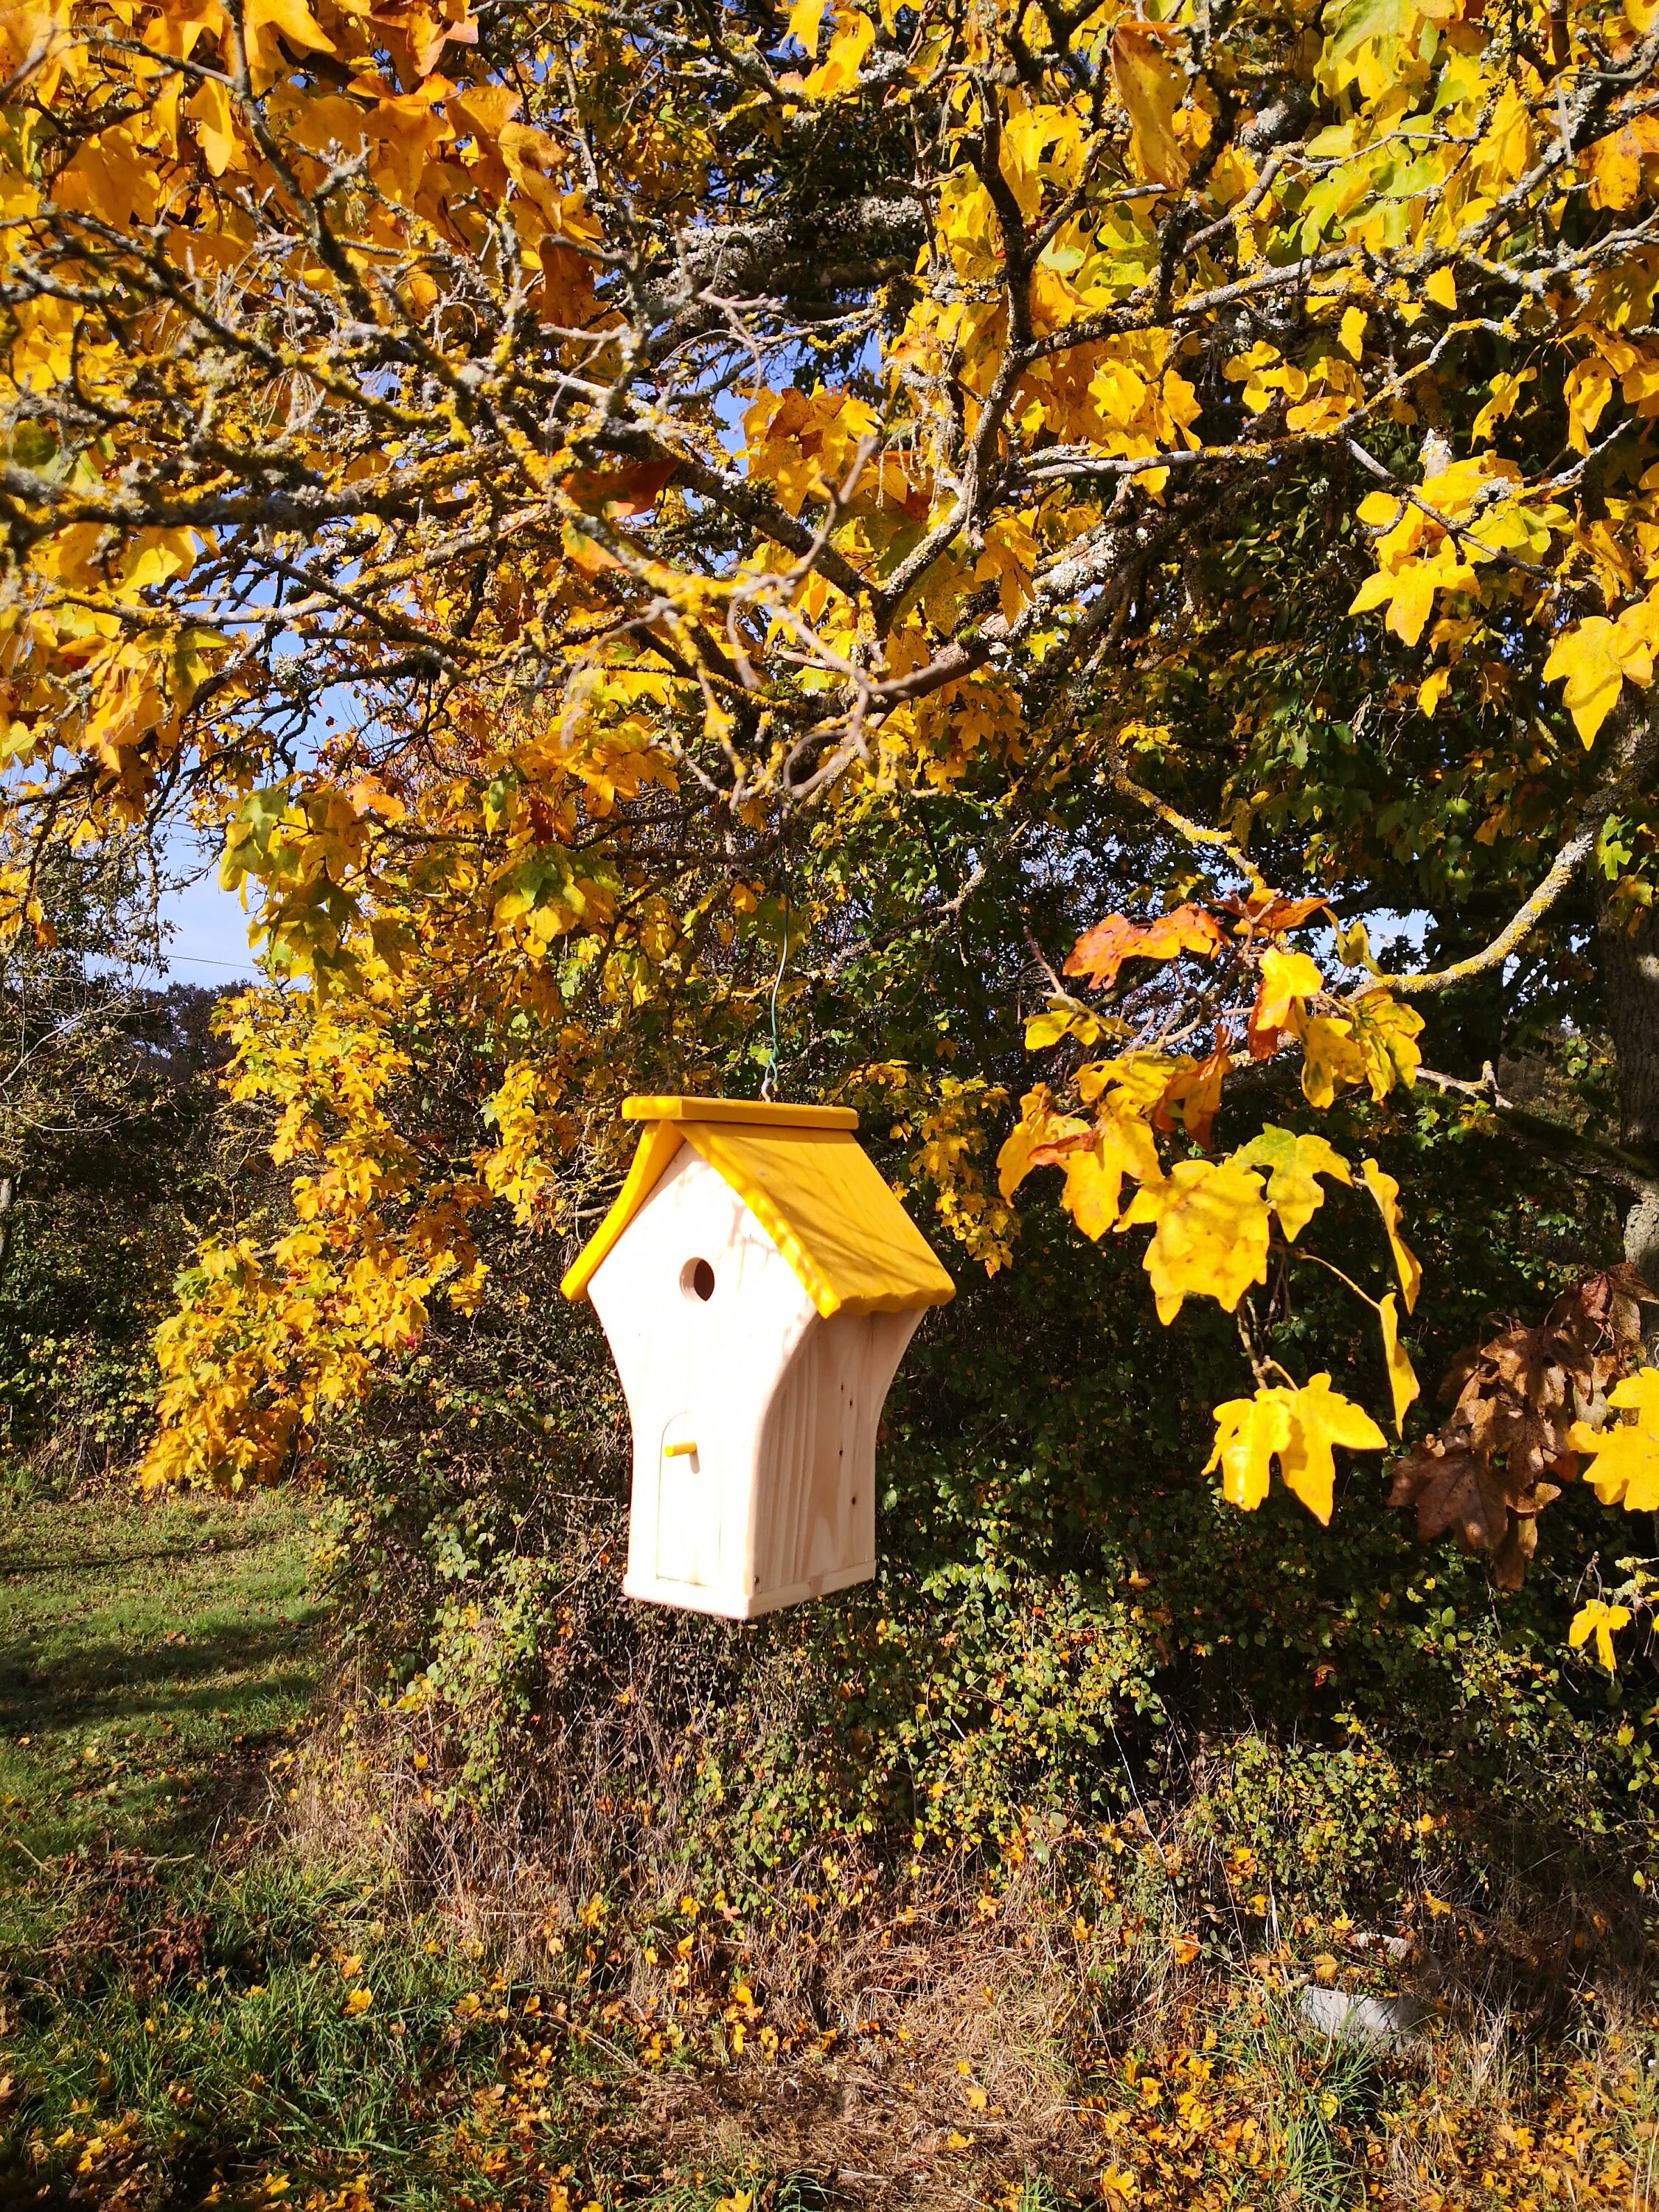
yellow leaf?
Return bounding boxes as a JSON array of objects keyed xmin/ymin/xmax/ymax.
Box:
[
  {"xmin": 1418, "ymin": 666, "xmax": 1450, "ymax": 717},
  {"xmin": 1568, "ymin": 1597, "xmax": 1632, "ymax": 1674},
  {"xmin": 1377, "ymin": 1290, "xmax": 1419, "ymax": 1436},
  {"xmin": 1253, "ymin": 947, "xmax": 1324, "ymax": 1034},
  {"xmin": 1119, "ymin": 1157, "xmax": 1271, "ymax": 1323},
  {"xmin": 1339, "ymin": 306, "xmax": 1368, "ymax": 360},
  {"xmin": 243, "ymin": 0, "xmax": 334, "ymax": 87},
  {"xmin": 1232, "ymin": 1125, "xmax": 1352, "ymax": 1242},
  {"xmin": 1360, "ymin": 1158, "xmax": 1421, "ymax": 1312},
  {"xmin": 801, "ymin": 7, "xmax": 872, "ymax": 97},
  {"xmin": 1204, "ymin": 1385, "xmax": 1293, "ymax": 1509},
  {"xmin": 1424, "ymin": 265, "xmax": 1457, "ymax": 312},
  {"xmin": 1470, "ymin": 366, "xmax": 1535, "ymax": 444},
  {"xmin": 185, "ymin": 77, "xmax": 237, "ymax": 175},
  {"xmin": 1276, "ymin": 1372, "xmax": 1387, "ymax": 1525},
  {"xmin": 1349, "ymin": 991, "xmax": 1424, "ymax": 1099},
  {"xmin": 1061, "ymin": 1111, "xmax": 1161, "ymax": 1239},
  {"xmin": 1110, "ymin": 24, "xmax": 1189, "ymax": 189},
  {"xmin": 1335, "ymin": 919, "xmax": 1377, "ymax": 973},
  {"xmin": 1206, "ymin": 1374, "xmax": 1385, "ymax": 1523},
  {"xmin": 1568, "ymin": 1368, "xmax": 1659, "ymax": 1510},
  {"xmin": 787, "ymin": 0, "xmax": 828, "ymax": 52},
  {"xmin": 995, "ymin": 1086, "xmax": 1088, "ymax": 1200},
  {"xmin": 344, "ymin": 1986, "xmax": 372, "ymax": 2016},
  {"xmin": 1543, "ymin": 610, "xmax": 1658, "ymax": 747},
  {"xmin": 1295, "ymin": 1013, "xmax": 1367, "ymax": 1110}
]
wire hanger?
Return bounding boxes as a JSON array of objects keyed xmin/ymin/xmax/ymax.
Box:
[{"xmin": 759, "ymin": 851, "xmax": 790, "ymax": 1103}]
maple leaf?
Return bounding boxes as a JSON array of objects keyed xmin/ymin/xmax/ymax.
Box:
[
  {"xmin": 1222, "ymin": 891, "xmax": 1330, "ymax": 936},
  {"xmin": 566, "ymin": 459, "xmax": 678, "ymax": 516},
  {"xmin": 800, "ymin": 8, "xmax": 874, "ymax": 99},
  {"xmin": 1568, "ymin": 1368, "xmax": 1659, "ymax": 1510},
  {"xmin": 1118, "ymin": 1156, "xmax": 1270, "ymax": 1323},
  {"xmin": 1360, "ymin": 1159, "xmax": 1421, "ymax": 1312},
  {"xmin": 1064, "ymin": 902, "xmax": 1226, "ymax": 991},
  {"xmin": 1568, "ymin": 1598, "xmax": 1632, "ymax": 1674},
  {"xmin": 1232, "ymin": 1125, "xmax": 1352, "ymax": 1241},
  {"xmin": 1276, "ymin": 1374, "xmax": 1387, "ymax": 1523},
  {"xmin": 1151, "ymin": 1042, "xmax": 1230, "ymax": 1151},
  {"xmin": 787, "ymin": 0, "xmax": 828, "ymax": 51},
  {"xmin": 1349, "ymin": 993, "xmax": 1424, "ymax": 1099},
  {"xmin": 1058, "ymin": 1110, "xmax": 1161, "ymax": 1238},
  {"xmin": 1248, "ymin": 947, "xmax": 1323, "ymax": 1057},
  {"xmin": 1295, "ymin": 1015, "xmax": 1368, "ymax": 1110},
  {"xmin": 1543, "ymin": 607, "xmax": 1659, "ymax": 745},
  {"xmin": 1204, "ymin": 1386, "xmax": 1293, "ymax": 1510},
  {"xmin": 995, "ymin": 1085, "xmax": 1088, "ymax": 1200},
  {"xmin": 1206, "ymin": 1376, "xmax": 1385, "ymax": 1523}
]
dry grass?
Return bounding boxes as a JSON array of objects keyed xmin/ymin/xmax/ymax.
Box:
[{"xmin": 264, "ymin": 1708, "xmax": 1659, "ymax": 2209}]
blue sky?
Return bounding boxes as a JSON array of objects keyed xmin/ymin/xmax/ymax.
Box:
[{"xmin": 155, "ymin": 855, "xmax": 261, "ymax": 984}]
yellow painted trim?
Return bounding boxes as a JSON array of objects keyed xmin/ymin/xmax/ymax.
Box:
[
  {"xmin": 622, "ymin": 1095, "xmax": 858, "ymax": 1130},
  {"xmin": 559, "ymin": 1121, "xmax": 684, "ymax": 1302}
]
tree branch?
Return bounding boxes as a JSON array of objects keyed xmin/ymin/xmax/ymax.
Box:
[
  {"xmin": 1417, "ymin": 1062, "xmax": 1659, "ymax": 1203},
  {"xmin": 1378, "ymin": 699, "xmax": 1659, "ymax": 998}
]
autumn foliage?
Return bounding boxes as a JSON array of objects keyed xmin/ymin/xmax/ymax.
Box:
[{"xmin": 0, "ymin": 0, "xmax": 1654, "ymax": 1711}]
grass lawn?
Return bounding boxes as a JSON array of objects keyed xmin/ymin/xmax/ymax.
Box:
[{"xmin": 0, "ymin": 1492, "xmax": 620, "ymax": 2212}]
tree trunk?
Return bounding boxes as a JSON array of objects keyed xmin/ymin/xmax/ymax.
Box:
[{"xmin": 1598, "ymin": 897, "xmax": 1659, "ymax": 1280}]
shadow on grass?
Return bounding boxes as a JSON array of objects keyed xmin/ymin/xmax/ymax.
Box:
[{"xmin": 0, "ymin": 1624, "xmax": 324, "ymax": 1735}]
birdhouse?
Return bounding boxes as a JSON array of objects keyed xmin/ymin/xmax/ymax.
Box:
[{"xmin": 560, "ymin": 1096, "xmax": 954, "ymax": 1620}]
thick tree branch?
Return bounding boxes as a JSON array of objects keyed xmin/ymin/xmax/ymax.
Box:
[{"xmin": 1379, "ymin": 700, "xmax": 1659, "ymax": 998}]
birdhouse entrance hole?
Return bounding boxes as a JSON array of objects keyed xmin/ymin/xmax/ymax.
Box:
[{"xmin": 681, "ymin": 1256, "xmax": 716, "ymax": 1301}]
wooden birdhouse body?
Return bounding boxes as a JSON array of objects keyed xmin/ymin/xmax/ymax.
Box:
[{"xmin": 563, "ymin": 1099, "xmax": 953, "ymax": 1621}]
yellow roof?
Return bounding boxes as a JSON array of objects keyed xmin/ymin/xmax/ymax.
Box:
[{"xmin": 560, "ymin": 1098, "xmax": 956, "ymax": 1318}]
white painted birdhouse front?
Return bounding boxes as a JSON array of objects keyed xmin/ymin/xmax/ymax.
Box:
[{"xmin": 561, "ymin": 1098, "xmax": 954, "ymax": 1620}]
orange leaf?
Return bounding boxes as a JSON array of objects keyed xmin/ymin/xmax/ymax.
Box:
[
  {"xmin": 566, "ymin": 459, "xmax": 678, "ymax": 516},
  {"xmin": 1065, "ymin": 902, "xmax": 1225, "ymax": 990}
]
